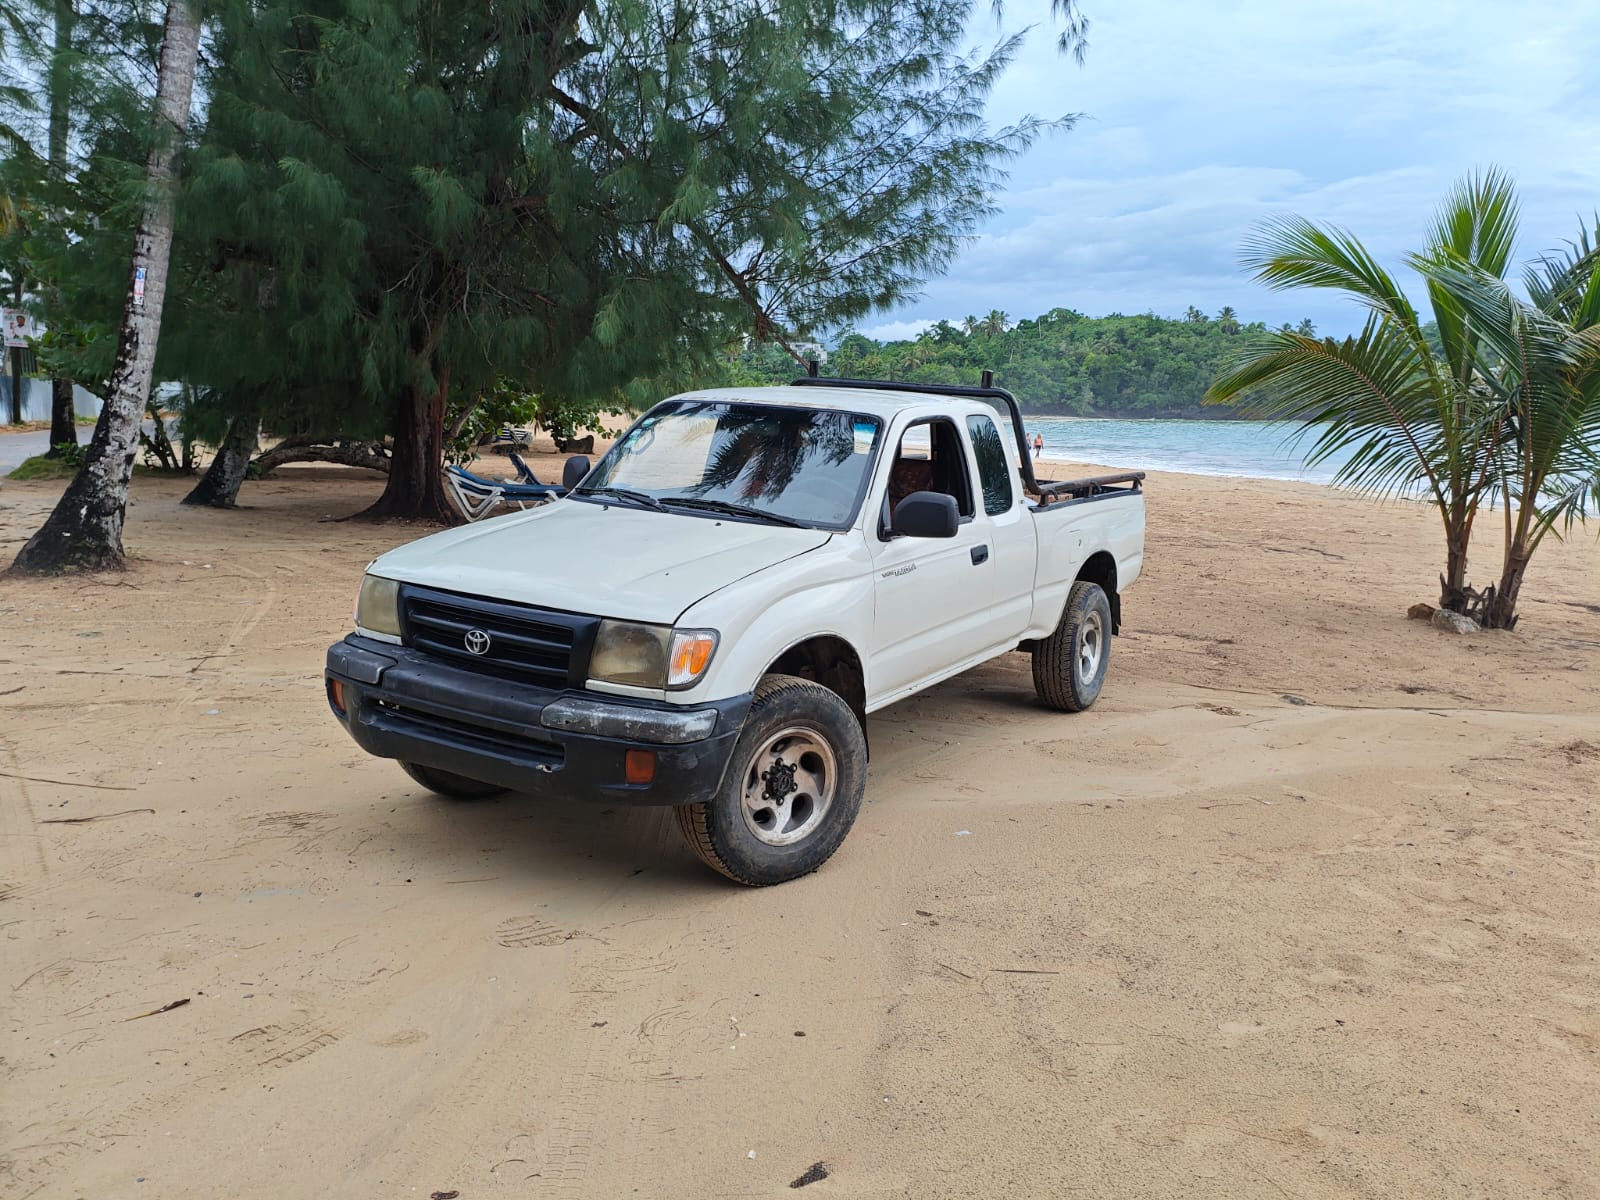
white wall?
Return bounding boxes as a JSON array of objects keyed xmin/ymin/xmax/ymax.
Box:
[{"xmin": 1, "ymin": 378, "xmax": 103, "ymax": 423}]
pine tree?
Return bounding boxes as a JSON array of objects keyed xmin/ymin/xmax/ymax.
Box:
[{"xmin": 172, "ymin": 0, "xmax": 1061, "ymax": 519}]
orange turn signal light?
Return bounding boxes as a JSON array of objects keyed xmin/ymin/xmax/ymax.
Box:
[
  {"xmin": 327, "ymin": 677, "xmax": 347, "ymax": 714},
  {"xmin": 668, "ymin": 632, "xmax": 717, "ymax": 687},
  {"xmin": 625, "ymin": 749, "xmax": 657, "ymax": 785}
]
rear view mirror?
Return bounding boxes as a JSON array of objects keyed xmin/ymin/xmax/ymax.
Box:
[
  {"xmin": 891, "ymin": 491, "xmax": 959, "ymax": 538},
  {"xmin": 562, "ymin": 455, "xmax": 591, "ymax": 490}
]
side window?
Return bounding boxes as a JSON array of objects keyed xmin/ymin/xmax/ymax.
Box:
[
  {"xmin": 883, "ymin": 418, "xmax": 975, "ymax": 533},
  {"xmin": 929, "ymin": 419, "xmax": 975, "ymax": 518},
  {"xmin": 966, "ymin": 415, "xmax": 1014, "ymax": 515}
]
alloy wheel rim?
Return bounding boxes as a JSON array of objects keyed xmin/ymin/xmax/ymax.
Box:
[
  {"xmin": 739, "ymin": 726, "xmax": 837, "ymax": 847},
  {"xmin": 1077, "ymin": 610, "xmax": 1104, "ymax": 684}
]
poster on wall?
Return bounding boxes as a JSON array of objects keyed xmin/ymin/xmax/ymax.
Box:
[{"xmin": 3, "ymin": 308, "xmax": 38, "ymax": 348}]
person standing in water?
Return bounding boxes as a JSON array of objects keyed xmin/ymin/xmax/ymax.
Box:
[{"xmin": 1032, "ymin": 432, "xmax": 1043, "ymax": 460}]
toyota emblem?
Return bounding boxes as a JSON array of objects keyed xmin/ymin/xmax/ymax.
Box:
[{"xmin": 463, "ymin": 628, "xmax": 492, "ymax": 656}]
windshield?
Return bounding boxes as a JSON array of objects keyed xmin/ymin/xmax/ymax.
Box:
[{"xmin": 578, "ymin": 400, "xmax": 882, "ymax": 529}]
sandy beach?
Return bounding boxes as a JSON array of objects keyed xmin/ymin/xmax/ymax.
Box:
[{"xmin": 2, "ymin": 446, "xmax": 1596, "ymax": 1198}]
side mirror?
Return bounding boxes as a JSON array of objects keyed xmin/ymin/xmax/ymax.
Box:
[
  {"xmin": 561, "ymin": 455, "xmax": 591, "ymax": 490},
  {"xmin": 891, "ymin": 491, "xmax": 959, "ymax": 538}
]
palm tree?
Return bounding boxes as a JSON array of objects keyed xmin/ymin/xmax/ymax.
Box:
[
  {"xmin": 981, "ymin": 308, "xmax": 1009, "ymax": 338},
  {"xmin": 12, "ymin": 0, "xmax": 201, "ymax": 573},
  {"xmin": 1216, "ymin": 306, "xmax": 1239, "ymax": 334},
  {"xmin": 1206, "ymin": 169, "xmax": 1521, "ymax": 615},
  {"xmin": 1184, "ymin": 306, "xmax": 1207, "ymax": 324},
  {"xmin": 1426, "ymin": 226, "xmax": 1600, "ymax": 627},
  {"xmin": 1296, "ymin": 318, "xmax": 1316, "ymax": 337},
  {"xmin": 44, "ymin": 0, "xmax": 80, "ymax": 455}
]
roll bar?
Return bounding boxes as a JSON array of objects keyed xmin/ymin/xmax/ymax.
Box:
[{"xmin": 789, "ymin": 370, "xmax": 1144, "ymax": 499}]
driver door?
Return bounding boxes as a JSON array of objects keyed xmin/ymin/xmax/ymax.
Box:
[{"xmin": 868, "ymin": 417, "xmax": 997, "ymax": 702}]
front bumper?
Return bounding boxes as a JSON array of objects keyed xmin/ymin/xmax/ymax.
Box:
[{"xmin": 325, "ymin": 635, "xmax": 750, "ymax": 805}]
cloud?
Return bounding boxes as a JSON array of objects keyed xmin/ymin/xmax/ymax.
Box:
[
  {"xmin": 858, "ymin": 318, "xmax": 937, "ymax": 342},
  {"xmin": 869, "ymin": 0, "xmax": 1600, "ymax": 338}
]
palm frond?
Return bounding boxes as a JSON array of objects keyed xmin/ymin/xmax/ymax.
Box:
[
  {"xmin": 1523, "ymin": 214, "xmax": 1600, "ymax": 330},
  {"xmin": 1545, "ymin": 322, "xmax": 1600, "ymax": 529},
  {"xmin": 1242, "ymin": 214, "xmax": 1423, "ymax": 335},
  {"xmin": 1412, "ymin": 168, "xmax": 1520, "ymax": 387},
  {"xmin": 1206, "ymin": 319, "xmax": 1450, "ymax": 503},
  {"xmin": 1428, "ymin": 260, "xmax": 1600, "ymax": 536},
  {"xmin": 1426, "ymin": 167, "xmax": 1520, "ymax": 278}
]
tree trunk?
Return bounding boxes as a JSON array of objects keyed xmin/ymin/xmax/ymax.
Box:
[
  {"xmin": 1438, "ymin": 539, "xmax": 1469, "ymax": 612},
  {"xmin": 445, "ymin": 390, "xmax": 484, "ymax": 441},
  {"xmin": 5, "ymin": 344, "xmax": 22, "ymax": 424},
  {"xmin": 139, "ymin": 397, "xmax": 182, "ymax": 470},
  {"xmin": 359, "ymin": 374, "xmax": 456, "ymax": 522},
  {"xmin": 1435, "ymin": 504, "xmax": 1474, "ymax": 613},
  {"xmin": 44, "ymin": 1, "xmax": 78, "ymax": 452},
  {"xmin": 47, "ymin": 379, "xmax": 78, "ymax": 451},
  {"xmin": 252, "ymin": 437, "xmax": 389, "ymax": 476},
  {"xmin": 1485, "ymin": 544, "xmax": 1530, "ymax": 630},
  {"xmin": 182, "ymin": 412, "xmax": 258, "ymax": 507},
  {"xmin": 9, "ymin": 0, "xmax": 200, "ymax": 575},
  {"xmin": 48, "ymin": 2, "xmax": 73, "ymax": 166},
  {"xmin": 6, "ymin": 273, "xmax": 23, "ymax": 424}
]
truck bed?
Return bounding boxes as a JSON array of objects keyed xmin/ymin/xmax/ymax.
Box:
[{"xmin": 1030, "ymin": 471, "xmax": 1145, "ymax": 508}]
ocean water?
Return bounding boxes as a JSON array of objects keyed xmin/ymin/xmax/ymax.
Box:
[{"xmin": 1024, "ymin": 416, "xmax": 1352, "ymax": 485}]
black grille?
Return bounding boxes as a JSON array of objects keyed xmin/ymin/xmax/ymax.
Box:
[{"xmin": 400, "ymin": 586, "xmax": 596, "ymax": 688}]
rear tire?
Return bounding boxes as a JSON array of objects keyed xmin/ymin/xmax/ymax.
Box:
[
  {"xmin": 1033, "ymin": 580, "xmax": 1112, "ymax": 712},
  {"xmin": 675, "ymin": 674, "xmax": 866, "ymax": 886},
  {"xmin": 399, "ymin": 760, "xmax": 508, "ymax": 800}
]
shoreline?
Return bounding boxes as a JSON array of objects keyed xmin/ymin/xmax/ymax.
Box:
[
  {"xmin": 1019, "ymin": 411, "xmax": 1250, "ymax": 421},
  {"xmin": 1035, "ymin": 452, "xmax": 1342, "ymax": 489},
  {"xmin": 1018, "ymin": 414, "xmax": 1347, "ymax": 487}
]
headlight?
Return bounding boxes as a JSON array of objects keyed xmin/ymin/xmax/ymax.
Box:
[
  {"xmin": 355, "ymin": 574, "xmax": 402, "ymax": 640},
  {"xmin": 589, "ymin": 621, "xmax": 718, "ymax": 690}
]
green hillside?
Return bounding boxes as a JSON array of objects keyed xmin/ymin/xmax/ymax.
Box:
[{"xmin": 718, "ymin": 307, "xmax": 1312, "ymax": 417}]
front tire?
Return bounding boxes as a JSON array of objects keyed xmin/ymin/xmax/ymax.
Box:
[
  {"xmin": 1033, "ymin": 580, "xmax": 1112, "ymax": 712},
  {"xmin": 399, "ymin": 760, "xmax": 509, "ymax": 800},
  {"xmin": 675, "ymin": 674, "xmax": 866, "ymax": 886}
]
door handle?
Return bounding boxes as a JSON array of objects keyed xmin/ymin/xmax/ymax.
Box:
[{"xmin": 970, "ymin": 544, "xmax": 989, "ymax": 565}]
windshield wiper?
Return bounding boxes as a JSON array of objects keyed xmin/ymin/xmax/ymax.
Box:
[
  {"xmin": 661, "ymin": 497, "xmax": 808, "ymax": 528},
  {"xmin": 576, "ymin": 485, "xmax": 666, "ymax": 512}
]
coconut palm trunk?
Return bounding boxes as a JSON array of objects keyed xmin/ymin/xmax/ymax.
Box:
[
  {"xmin": 1426, "ymin": 239, "xmax": 1600, "ymax": 629},
  {"xmin": 11, "ymin": 0, "xmax": 200, "ymax": 574},
  {"xmin": 45, "ymin": 0, "xmax": 78, "ymax": 453},
  {"xmin": 5, "ymin": 274, "xmax": 22, "ymax": 424}
]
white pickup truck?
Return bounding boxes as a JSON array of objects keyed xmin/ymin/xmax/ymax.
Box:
[{"xmin": 326, "ymin": 377, "xmax": 1145, "ymax": 884}]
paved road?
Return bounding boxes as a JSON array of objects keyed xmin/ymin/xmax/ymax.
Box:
[
  {"xmin": 0, "ymin": 429, "xmax": 51, "ymax": 475},
  {"xmin": 0, "ymin": 421, "xmax": 175, "ymax": 476}
]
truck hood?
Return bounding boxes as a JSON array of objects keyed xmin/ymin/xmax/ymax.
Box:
[{"xmin": 368, "ymin": 499, "xmax": 833, "ymax": 624}]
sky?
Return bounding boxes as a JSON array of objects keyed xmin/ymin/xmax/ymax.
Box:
[{"xmin": 859, "ymin": 0, "xmax": 1600, "ymax": 342}]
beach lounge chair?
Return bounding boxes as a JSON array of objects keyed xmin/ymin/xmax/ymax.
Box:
[
  {"xmin": 506, "ymin": 450, "xmax": 544, "ymax": 485},
  {"xmin": 444, "ymin": 463, "xmax": 565, "ymax": 522}
]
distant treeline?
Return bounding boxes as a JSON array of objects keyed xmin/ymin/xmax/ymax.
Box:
[{"xmin": 720, "ymin": 307, "xmax": 1324, "ymax": 418}]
